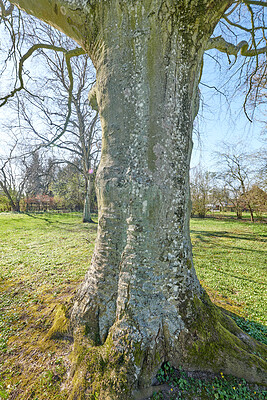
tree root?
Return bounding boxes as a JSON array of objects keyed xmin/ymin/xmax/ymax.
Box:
[
  {"xmin": 47, "ymin": 293, "xmax": 267, "ymax": 400},
  {"xmin": 177, "ymin": 292, "xmax": 267, "ymax": 385}
]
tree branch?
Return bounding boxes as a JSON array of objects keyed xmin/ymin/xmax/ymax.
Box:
[
  {"xmin": 224, "ymin": 2, "xmax": 241, "ymax": 18},
  {"xmin": 0, "ymin": 0, "xmax": 14, "ymax": 17},
  {"xmin": 206, "ymin": 36, "xmax": 267, "ymax": 57},
  {"xmin": 242, "ymin": 1, "xmax": 267, "ymax": 6},
  {"xmin": 222, "ymin": 15, "xmax": 267, "ymax": 33},
  {"xmin": 242, "ymin": 2, "xmax": 260, "ymax": 121},
  {"xmin": 0, "ymin": 44, "xmax": 84, "ymax": 106},
  {"xmin": 0, "ymin": 43, "xmax": 85, "ymax": 144}
]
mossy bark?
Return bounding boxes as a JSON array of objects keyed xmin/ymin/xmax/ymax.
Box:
[{"xmin": 9, "ymin": 0, "xmax": 267, "ymax": 399}]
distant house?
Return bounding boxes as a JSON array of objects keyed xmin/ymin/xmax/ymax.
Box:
[
  {"xmin": 25, "ymin": 194, "xmax": 55, "ymax": 211},
  {"xmin": 206, "ymin": 202, "xmax": 235, "ymax": 212},
  {"xmin": 206, "ymin": 203, "xmax": 220, "ymax": 212}
]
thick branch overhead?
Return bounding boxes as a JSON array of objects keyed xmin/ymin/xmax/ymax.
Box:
[
  {"xmin": 206, "ymin": 36, "xmax": 267, "ymax": 56},
  {"xmin": 10, "ymin": 0, "xmax": 88, "ymax": 44}
]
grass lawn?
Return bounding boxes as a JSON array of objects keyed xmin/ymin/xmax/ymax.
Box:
[
  {"xmin": 0, "ymin": 212, "xmax": 266, "ymax": 400},
  {"xmin": 0, "ymin": 212, "xmax": 97, "ymax": 400},
  {"xmin": 191, "ymin": 217, "xmax": 267, "ymax": 326}
]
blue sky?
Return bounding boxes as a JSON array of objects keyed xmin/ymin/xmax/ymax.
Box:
[
  {"xmin": 0, "ymin": 23, "xmax": 266, "ymax": 171},
  {"xmin": 191, "ymin": 49, "xmax": 266, "ymax": 171},
  {"xmin": 191, "ymin": 84, "xmax": 265, "ymax": 170}
]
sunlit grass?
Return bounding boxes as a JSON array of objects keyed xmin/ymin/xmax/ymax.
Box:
[
  {"xmin": 191, "ymin": 217, "xmax": 267, "ymax": 325},
  {"xmin": 0, "ymin": 212, "xmax": 97, "ymax": 288},
  {"xmin": 0, "ymin": 212, "xmax": 266, "ymax": 399},
  {"xmin": 0, "ymin": 212, "xmax": 97, "ymax": 353}
]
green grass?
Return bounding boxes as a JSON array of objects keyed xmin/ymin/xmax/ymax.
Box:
[
  {"xmin": 191, "ymin": 217, "xmax": 267, "ymax": 325},
  {"xmin": 0, "ymin": 212, "xmax": 97, "ymax": 334},
  {"xmin": 0, "ymin": 212, "xmax": 97, "ymax": 399},
  {"xmin": 0, "ymin": 212, "xmax": 96, "ymax": 287},
  {"xmin": 205, "ymin": 211, "xmax": 267, "ymax": 222},
  {"xmin": 0, "ymin": 212, "xmax": 266, "ymax": 400}
]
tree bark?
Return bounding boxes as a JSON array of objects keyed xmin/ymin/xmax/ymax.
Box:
[
  {"xmin": 83, "ymin": 176, "xmax": 94, "ymax": 223},
  {"xmin": 8, "ymin": 1, "xmax": 267, "ymax": 398},
  {"xmin": 248, "ymin": 203, "xmax": 254, "ymax": 222},
  {"xmin": 69, "ymin": 1, "xmax": 266, "ymax": 396},
  {"xmin": 0, "ymin": 182, "xmax": 20, "ymax": 212},
  {"xmin": 72, "ymin": 0, "xmax": 205, "ymax": 341}
]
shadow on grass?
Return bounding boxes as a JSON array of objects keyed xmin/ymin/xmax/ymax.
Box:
[
  {"xmin": 198, "ymin": 263, "xmax": 267, "ymax": 286},
  {"xmin": 24, "ymin": 212, "xmax": 98, "ymax": 233},
  {"xmin": 191, "ymin": 229, "xmax": 266, "ymax": 286},
  {"xmin": 193, "ymin": 214, "xmax": 267, "ymax": 223},
  {"xmin": 191, "ymin": 229, "xmax": 266, "ymax": 242},
  {"xmin": 25, "ymin": 212, "xmax": 53, "ymax": 223}
]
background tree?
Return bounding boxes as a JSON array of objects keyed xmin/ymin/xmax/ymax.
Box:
[
  {"xmin": 254, "ymin": 148, "xmax": 267, "ymax": 190},
  {"xmin": 209, "ymin": 185, "xmax": 231, "ymax": 213},
  {"xmin": 23, "ymin": 151, "xmax": 47, "ymax": 197},
  {"xmin": 190, "ymin": 165, "xmax": 214, "ymax": 217},
  {"xmin": 51, "ymin": 160, "xmax": 97, "ymax": 212},
  {"xmin": 1, "ymin": 15, "xmax": 101, "ymax": 221},
  {"xmin": 215, "ymin": 142, "xmax": 262, "ymax": 222},
  {"xmin": 0, "ymin": 140, "xmax": 27, "ymax": 212},
  {"xmin": 0, "ymin": 190, "xmax": 11, "ymax": 211},
  {"xmin": 1, "ymin": 0, "xmax": 267, "ymax": 398},
  {"xmin": 243, "ymin": 184, "xmax": 267, "ymax": 218}
]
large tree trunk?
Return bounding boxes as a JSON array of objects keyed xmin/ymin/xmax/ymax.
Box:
[
  {"xmin": 9, "ymin": 1, "xmax": 267, "ymax": 399},
  {"xmin": 72, "ymin": 0, "xmax": 203, "ymax": 340},
  {"xmin": 69, "ymin": 1, "xmax": 267, "ymax": 398}
]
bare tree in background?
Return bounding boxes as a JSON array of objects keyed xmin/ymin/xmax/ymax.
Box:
[
  {"xmin": 0, "ymin": 139, "xmax": 28, "ymax": 212},
  {"xmin": 215, "ymin": 142, "xmax": 261, "ymax": 222},
  {"xmin": 1, "ymin": 1, "xmax": 267, "ymax": 398},
  {"xmin": 0, "ymin": 14, "xmax": 101, "ymax": 222},
  {"xmin": 190, "ymin": 165, "xmax": 214, "ymax": 217}
]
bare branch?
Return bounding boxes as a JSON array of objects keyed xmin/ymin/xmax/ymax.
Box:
[
  {"xmin": 206, "ymin": 36, "xmax": 267, "ymax": 57},
  {"xmin": 0, "ymin": 0, "xmax": 14, "ymax": 17},
  {"xmin": 222, "ymin": 15, "xmax": 267, "ymax": 32},
  {"xmin": 224, "ymin": 3, "xmax": 241, "ymax": 18},
  {"xmin": 0, "ymin": 43, "xmax": 85, "ymax": 145},
  {"xmin": 242, "ymin": 2, "xmax": 260, "ymax": 121},
  {"xmin": 0, "ymin": 44, "xmax": 85, "ymax": 106},
  {"xmin": 242, "ymin": 1, "xmax": 267, "ymax": 6},
  {"xmin": 199, "ymin": 82, "xmax": 228, "ymax": 98}
]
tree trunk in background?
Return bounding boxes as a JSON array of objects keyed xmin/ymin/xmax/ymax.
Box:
[
  {"xmin": 248, "ymin": 203, "xmax": 254, "ymax": 223},
  {"xmin": 0, "ymin": 182, "xmax": 20, "ymax": 212},
  {"xmin": 8, "ymin": 1, "xmax": 267, "ymax": 398},
  {"xmin": 15, "ymin": 200, "xmax": 20, "ymax": 213},
  {"xmin": 83, "ymin": 176, "xmax": 93, "ymax": 223},
  {"xmin": 237, "ymin": 209, "xmax": 242, "ymax": 219}
]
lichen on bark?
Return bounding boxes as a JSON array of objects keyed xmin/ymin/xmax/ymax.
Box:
[{"xmin": 8, "ymin": 0, "xmax": 267, "ymax": 398}]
